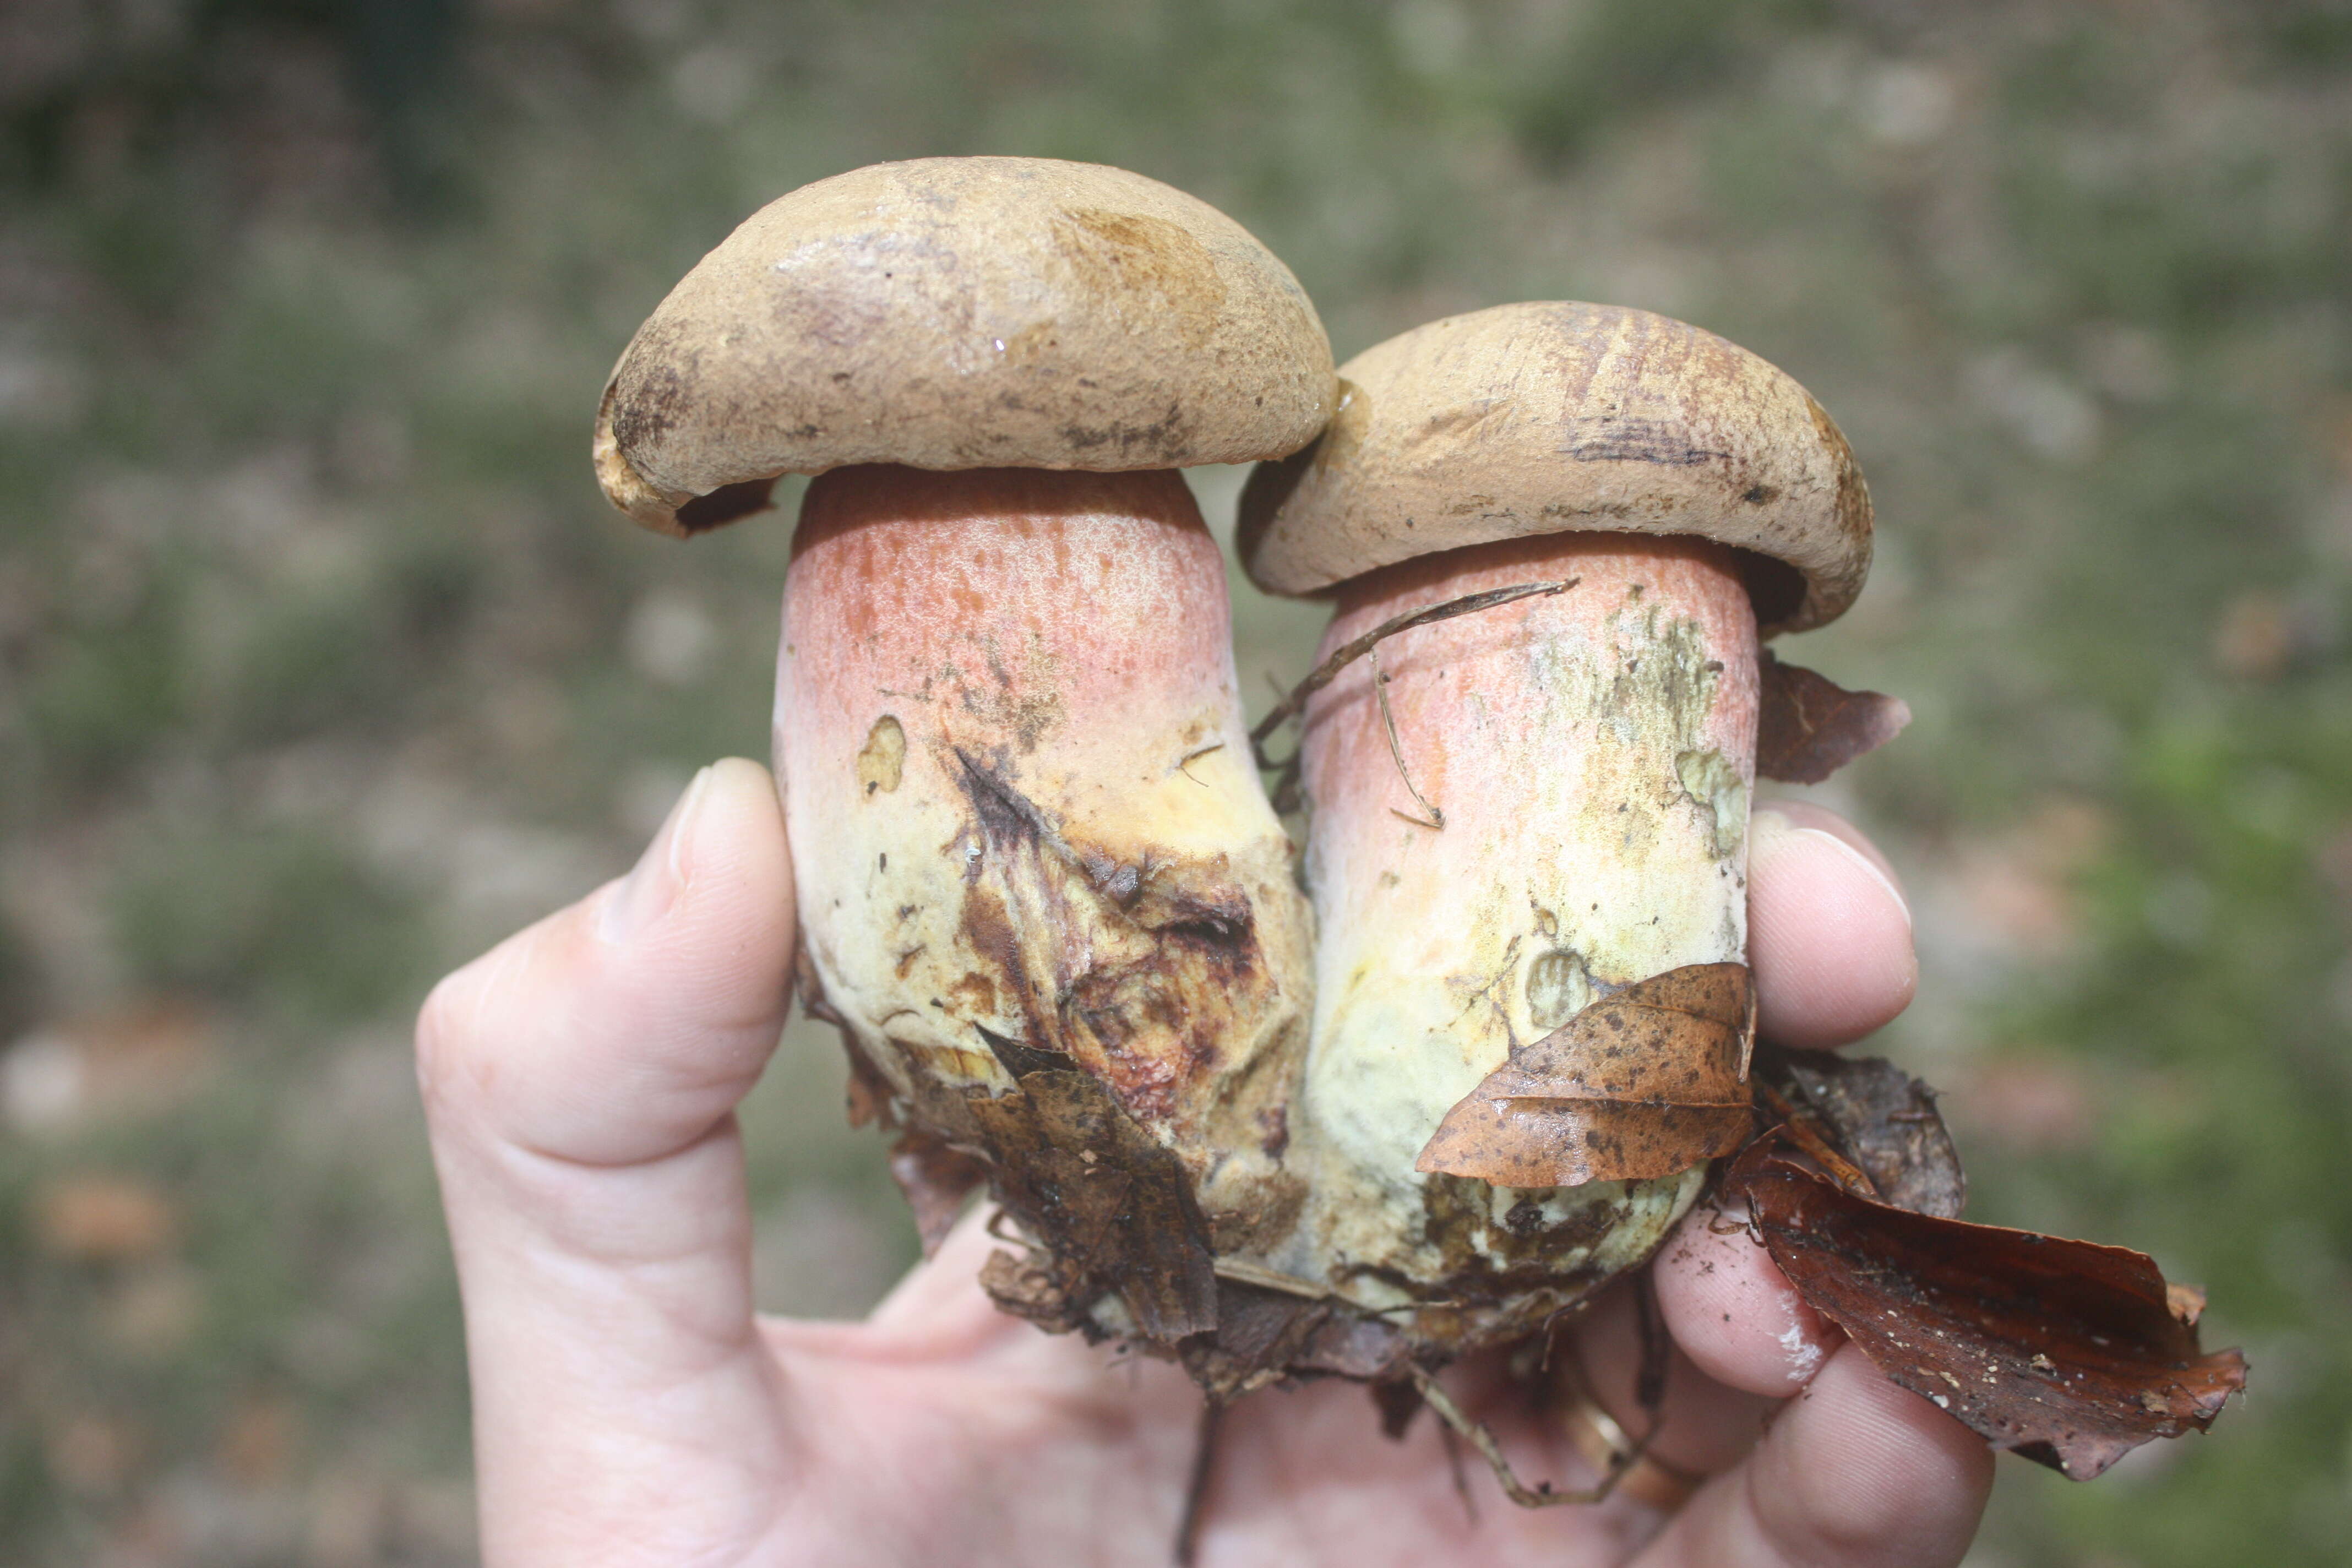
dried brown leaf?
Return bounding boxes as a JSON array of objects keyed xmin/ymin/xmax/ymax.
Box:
[
  {"xmin": 1370, "ymin": 1379, "xmax": 1425, "ymax": 1440},
  {"xmin": 1177, "ymin": 1278, "xmax": 1410, "ymax": 1398},
  {"xmin": 1725, "ymin": 1145, "xmax": 2246, "ymax": 1479},
  {"xmin": 1756, "ymin": 650, "xmax": 1911, "ymax": 784},
  {"xmin": 2166, "ymin": 1283, "xmax": 2208, "ymax": 1326},
  {"xmin": 839, "ymin": 1035, "xmax": 898, "ymax": 1131},
  {"xmin": 1417, "ymin": 963, "xmax": 1754, "ymax": 1186},
  {"xmin": 888, "ymin": 1130, "xmax": 989, "ymax": 1258},
  {"xmin": 970, "ymin": 1068, "xmax": 1220, "ymax": 1342},
  {"xmin": 1760, "ymin": 1044, "xmax": 1966, "ymax": 1218}
]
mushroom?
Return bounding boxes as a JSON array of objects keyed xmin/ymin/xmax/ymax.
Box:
[
  {"xmin": 594, "ymin": 159, "xmax": 1333, "ymax": 1354},
  {"xmin": 1237, "ymin": 302, "xmax": 1875, "ymax": 1356}
]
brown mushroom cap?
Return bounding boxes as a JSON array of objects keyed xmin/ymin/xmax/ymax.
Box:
[
  {"xmin": 1235, "ymin": 302, "xmax": 1872, "ymax": 635},
  {"xmin": 596, "ymin": 157, "xmax": 1336, "ymax": 537}
]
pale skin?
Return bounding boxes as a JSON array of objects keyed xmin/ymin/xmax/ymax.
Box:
[{"xmin": 418, "ymin": 757, "xmax": 1992, "ymax": 1567}]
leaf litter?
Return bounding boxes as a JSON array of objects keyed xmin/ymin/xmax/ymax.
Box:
[
  {"xmin": 847, "ymin": 600, "xmax": 2241, "ymax": 1541},
  {"xmin": 1726, "ymin": 1047, "xmax": 2246, "ymax": 1478},
  {"xmin": 1415, "ymin": 962, "xmax": 1757, "ymax": 1186},
  {"xmin": 1755, "ymin": 649, "xmax": 1912, "ymax": 783}
]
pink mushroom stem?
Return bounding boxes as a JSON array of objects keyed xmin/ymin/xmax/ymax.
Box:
[
  {"xmin": 1280, "ymin": 530, "xmax": 1759, "ymax": 1342},
  {"xmin": 777, "ymin": 464, "xmax": 1311, "ymax": 1294}
]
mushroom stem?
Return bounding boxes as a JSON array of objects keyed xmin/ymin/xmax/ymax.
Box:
[
  {"xmin": 777, "ymin": 465, "xmax": 1313, "ymax": 1315},
  {"xmin": 1284, "ymin": 530, "xmax": 1758, "ymax": 1346}
]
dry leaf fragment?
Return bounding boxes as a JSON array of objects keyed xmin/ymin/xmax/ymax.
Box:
[
  {"xmin": 1177, "ymin": 1278, "xmax": 1409, "ymax": 1399},
  {"xmin": 887, "ymin": 1130, "xmax": 989, "ymax": 1258},
  {"xmin": 1724, "ymin": 1144, "xmax": 2246, "ymax": 1479},
  {"xmin": 1759, "ymin": 1044, "xmax": 1966, "ymax": 1218},
  {"xmin": 1756, "ymin": 650, "xmax": 1911, "ymax": 784},
  {"xmin": 970, "ymin": 1066, "xmax": 1220, "ymax": 1342},
  {"xmin": 1417, "ymin": 963, "xmax": 1755, "ymax": 1186},
  {"xmin": 837, "ymin": 1030, "xmax": 897, "ymax": 1131}
]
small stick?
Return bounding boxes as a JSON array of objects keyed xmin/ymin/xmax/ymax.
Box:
[
  {"xmin": 1175, "ymin": 741, "xmax": 1223, "ymax": 786},
  {"xmin": 1173, "ymin": 1398, "xmax": 1223, "ymax": 1566},
  {"xmin": 1436, "ymin": 1419, "xmax": 1481, "ymax": 1526},
  {"xmin": 1407, "ymin": 1364, "xmax": 1642, "ymax": 1509},
  {"xmin": 1268, "ymin": 760, "xmax": 1304, "ymax": 818},
  {"xmin": 1757, "ymin": 1084, "xmax": 1880, "ymax": 1199},
  {"xmin": 1249, "ymin": 579, "xmax": 1577, "ymax": 770},
  {"xmin": 1632, "ymin": 1271, "xmax": 1672, "ymax": 1420},
  {"xmin": 1372, "ymin": 647, "xmax": 1445, "ymax": 829}
]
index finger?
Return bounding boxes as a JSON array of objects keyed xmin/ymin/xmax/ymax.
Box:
[
  {"xmin": 1748, "ymin": 801, "xmax": 1917, "ymax": 1049},
  {"xmin": 1636, "ymin": 802, "xmax": 1917, "ymax": 1419}
]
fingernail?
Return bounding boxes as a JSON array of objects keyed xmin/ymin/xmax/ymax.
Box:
[
  {"xmin": 1752, "ymin": 807, "xmax": 1913, "ymax": 932},
  {"xmin": 600, "ymin": 766, "xmax": 712, "ymax": 944},
  {"xmin": 1804, "ymin": 827, "xmax": 1912, "ymax": 932}
]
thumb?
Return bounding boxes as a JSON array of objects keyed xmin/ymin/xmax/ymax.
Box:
[
  {"xmin": 418, "ymin": 757, "xmax": 800, "ymax": 1566},
  {"xmin": 422, "ymin": 756, "xmax": 796, "ymax": 1166}
]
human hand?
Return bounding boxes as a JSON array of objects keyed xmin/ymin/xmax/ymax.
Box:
[{"xmin": 418, "ymin": 760, "xmax": 1991, "ymax": 1567}]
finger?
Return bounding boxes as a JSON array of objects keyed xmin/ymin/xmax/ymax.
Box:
[
  {"xmin": 1634, "ymin": 1343, "xmax": 1993, "ymax": 1568},
  {"xmin": 1651, "ymin": 1201, "xmax": 1839, "ymax": 1402},
  {"xmin": 417, "ymin": 758, "xmax": 798, "ymax": 1566},
  {"xmin": 1565, "ymin": 1279, "xmax": 1785, "ymax": 1480},
  {"xmin": 1548, "ymin": 1202, "xmax": 1842, "ymax": 1496},
  {"xmin": 771, "ymin": 1203, "xmax": 1180, "ymax": 1405},
  {"xmin": 1748, "ymin": 802, "xmax": 1916, "ymax": 1048}
]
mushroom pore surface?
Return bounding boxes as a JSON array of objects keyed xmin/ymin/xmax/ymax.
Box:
[
  {"xmin": 1281, "ymin": 530, "xmax": 1758, "ymax": 1352},
  {"xmin": 777, "ymin": 464, "xmax": 1314, "ymax": 1324}
]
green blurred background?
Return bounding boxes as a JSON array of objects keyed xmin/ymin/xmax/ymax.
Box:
[{"xmin": 3, "ymin": 0, "xmax": 2348, "ymax": 1562}]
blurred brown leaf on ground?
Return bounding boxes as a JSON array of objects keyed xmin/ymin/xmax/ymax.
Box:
[{"xmin": 34, "ymin": 1175, "xmax": 178, "ymax": 1262}]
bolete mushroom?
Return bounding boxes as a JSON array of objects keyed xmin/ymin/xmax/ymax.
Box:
[
  {"xmin": 595, "ymin": 220, "xmax": 2243, "ymax": 1495},
  {"xmin": 594, "ymin": 158, "xmax": 1333, "ymax": 1357},
  {"xmin": 1236, "ymin": 301, "xmax": 1877, "ymax": 1357}
]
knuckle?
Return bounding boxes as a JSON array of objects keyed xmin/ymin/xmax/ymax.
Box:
[{"xmin": 414, "ymin": 959, "xmax": 497, "ymax": 1125}]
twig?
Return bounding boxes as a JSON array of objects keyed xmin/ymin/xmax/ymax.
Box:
[
  {"xmin": 1248, "ymin": 579, "xmax": 1577, "ymax": 771},
  {"xmin": 1175, "ymin": 741, "xmax": 1223, "ymax": 787},
  {"xmin": 1437, "ymin": 1419, "xmax": 1481, "ymax": 1526},
  {"xmin": 1372, "ymin": 647, "xmax": 1444, "ymax": 829},
  {"xmin": 1173, "ymin": 1398, "xmax": 1223, "ymax": 1566},
  {"xmin": 1407, "ymin": 1364, "xmax": 1642, "ymax": 1509},
  {"xmin": 1633, "ymin": 1271, "xmax": 1671, "ymax": 1419},
  {"xmin": 1757, "ymin": 1084, "xmax": 1881, "ymax": 1199}
]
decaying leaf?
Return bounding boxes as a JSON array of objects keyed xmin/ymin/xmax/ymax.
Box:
[
  {"xmin": 1756, "ymin": 650, "xmax": 1911, "ymax": 784},
  {"xmin": 888, "ymin": 1130, "xmax": 990, "ymax": 1257},
  {"xmin": 1756, "ymin": 1043, "xmax": 1966, "ymax": 1218},
  {"xmin": 970, "ymin": 1065, "xmax": 1221, "ymax": 1342},
  {"xmin": 1178, "ymin": 1277, "xmax": 1409, "ymax": 1399},
  {"xmin": 1417, "ymin": 963, "xmax": 1755, "ymax": 1186},
  {"xmin": 837, "ymin": 1028, "xmax": 897, "ymax": 1131},
  {"xmin": 1724, "ymin": 1144, "xmax": 2247, "ymax": 1478}
]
